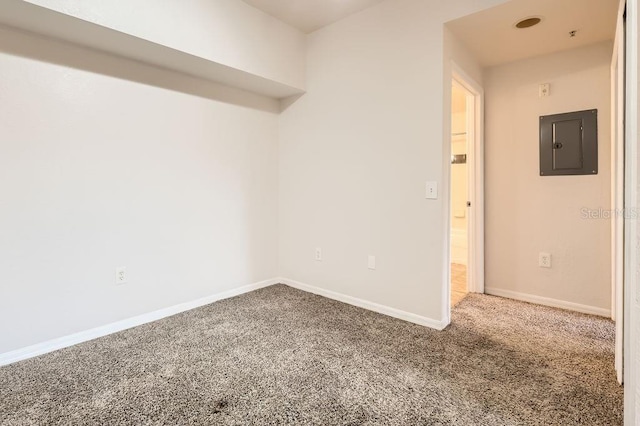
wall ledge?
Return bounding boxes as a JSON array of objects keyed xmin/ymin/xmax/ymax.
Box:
[{"xmin": 0, "ymin": 0, "xmax": 305, "ymax": 100}]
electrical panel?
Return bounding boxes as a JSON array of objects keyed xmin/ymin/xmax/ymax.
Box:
[{"xmin": 539, "ymin": 109, "xmax": 598, "ymax": 176}]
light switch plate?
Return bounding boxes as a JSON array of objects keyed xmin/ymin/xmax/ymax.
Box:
[
  {"xmin": 539, "ymin": 83, "xmax": 550, "ymax": 97},
  {"xmin": 368, "ymin": 255, "xmax": 376, "ymax": 270},
  {"xmin": 425, "ymin": 181, "xmax": 438, "ymax": 199}
]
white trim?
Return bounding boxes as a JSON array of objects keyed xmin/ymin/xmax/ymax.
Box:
[
  {"xmin": 0, "ymin": 278, "xmax": 279, "ymax": 367},
  {"xmin": 611, "ymin": 0, "xmax": 626, "ymax": 385},
  {"xmin": 280, "ymin": 278, "xmax": 448, "ymax": 330},
  {"xmin": 441, "ymin": 73, "xmax": 454, "ymax": 328},
  {"xmin": 485, "ymin": 287, "xmax": 611, "ymax": 318},
  {"xmin": 451, "ymin": 63, "xmax": 484, "ymax": 297},
  {"xmin": 624, "ymin": 0, "xmax": 639, "ymax": 423}
]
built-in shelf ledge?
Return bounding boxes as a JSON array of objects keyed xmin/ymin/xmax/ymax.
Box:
[{"xmin": 0, "ymin": 0, "xmax": 306, "ymax": 100}]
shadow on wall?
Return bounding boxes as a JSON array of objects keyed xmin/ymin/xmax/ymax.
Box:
[
  {"xmin": 0, "ymin": 23, "xmax": 279, "ymax": 353},
  {"xmin": 0, "ymin": 25, "xmax": 280, "ymax": 113},
  {"xmin": 280, "ymin": 93, "xmax": 305, "ymax": 113}
]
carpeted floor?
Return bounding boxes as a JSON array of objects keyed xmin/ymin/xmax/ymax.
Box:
[{"xmin": 0, "ymin": 285, "xmax": 623, "ymax": 425}]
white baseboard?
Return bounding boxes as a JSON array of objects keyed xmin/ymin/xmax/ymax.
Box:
[
  {"xmin": 485, "ymin": 287, "xmax": 611, "ymax": 317},
  {"xmin": 1, "ymin": 277, "xmax": 447, "ymax": 367},
  {"xmin": 280, "ymin": 277, "xmax": 448, "ymax": 330},
  {"xmin": 0, "ymin": 278, "xmax": 279, "ymax": 367}
]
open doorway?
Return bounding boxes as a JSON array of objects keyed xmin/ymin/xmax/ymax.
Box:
[
  {"xmin": 444, "ymin": 0, "xmax": 632, "ymax": 419},
  {"xmin": 445, "ymin": 0, "xmax": 623, "ymax": 384},
  {"xmin": 449, "ymin": 66, "xmax": 485, "ymax": 313},
  {"xmin": 450, "ymin": 82, "xmax": 471, "ymax": 307}
]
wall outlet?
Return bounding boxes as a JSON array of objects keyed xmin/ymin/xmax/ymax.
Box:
[
  {"xmin": 315, "ymin": 248, "xmax": 322, "ymax": 262},
  {"xmin": 425, "ymin": 181, "xmax": 438, "ymax": 199},
  {"xmin": 538, "ymin": 253, "xmax": 552, "ymax": 268},
  {"xmin": 368, "ymin": 255, "xmax": 376, "ymax": 270},
  {"xmin": 115, "ymin": 267, "xmax": 128, "ymax": 284}
]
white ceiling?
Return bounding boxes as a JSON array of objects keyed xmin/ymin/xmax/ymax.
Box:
[
  {"xmin": 241, "ymin": 0, "xmax": 387, "ymax": 33},
  {"xmin": 447, "ymin": 0, "xmax": 619, "ymax": 67}
]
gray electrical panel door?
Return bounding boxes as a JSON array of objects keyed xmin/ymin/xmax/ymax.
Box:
[{"xmin": 539, "ymin": 109, "xmax": 597, "ymax": 176}]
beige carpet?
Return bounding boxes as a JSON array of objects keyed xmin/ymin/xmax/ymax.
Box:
[{"xmin": 0, "ymin": 285, "xmax": 623, "ymax": 425}]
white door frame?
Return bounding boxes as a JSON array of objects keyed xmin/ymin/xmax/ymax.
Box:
[
  {"xmin": 611, "ymin": 0, "xmax": 626, "ymax": 385},
  {"xmin": 624, "ymin": 0, "xmax": 639, "ymax": 422},
  {"xmin": 449, "ymin": 62, "xmax": 485, "ymax": 302}
]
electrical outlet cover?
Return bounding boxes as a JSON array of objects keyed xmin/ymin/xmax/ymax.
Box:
[
  {"xmin": 115, "ymin": 267, "xmax": 127, "ymax": 284},
  {"xmin": 538, "ymin": 253, "xmax": 551, "ymax": 268}
]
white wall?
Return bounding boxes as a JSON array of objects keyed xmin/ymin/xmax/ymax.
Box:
[
  {"xmin": 0, "ymin": 26, "xmax": 279, "ymax": 354},
  {"xmin": 444, "ymin": 27, "xmax": 484, "ymax": 88},
  {"xmin": 25, "ymin": 0, "xmax": 306, "ymax": 89},
  {"xmin": 484, "ymin": 42, "xmax": 613, "ymax": 312},
  {"xmin": 278, "ymin": 0, "xmax": 505, "ymax": 324}
]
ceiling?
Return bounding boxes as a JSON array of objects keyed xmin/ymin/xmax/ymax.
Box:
[
  {"xmin": 241, "ymin": 0, "xmax": 387, "ymax": 33},
  {"xmin": 447, "ymin": 0, "xmax": 619, "ymax": 67}
]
